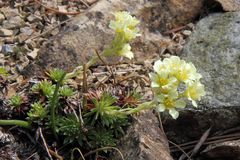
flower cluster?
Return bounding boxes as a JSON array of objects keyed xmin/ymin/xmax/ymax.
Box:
[
  {"xmin": 149, "ymin": 56, "xmax": 205, "ymax": 119},
  {"xmin": 104, "ymin": 11, "xmax": 140, "ymax": 59},
  {"xmin": 109, "ymin": 11, "xmax": 140, "ymax": 41}
]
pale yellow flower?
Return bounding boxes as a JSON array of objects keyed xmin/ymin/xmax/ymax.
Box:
[
  {"xmin": 109, "ymin": 11, "xmax": 140, "ymax": 41},
  {"xmin": 155, "ymin": 90, "xmax": 186, "ymax": 119},
  {"xmin": 176, "ymin": 63, "xmax": 202, "ymax": 83},
  {"xmin": 117, "ymin": 43, "xmax": 134, "ymax": 59},
  {"xmin": 185, "ymin": 81, "xmax": 206, "ymax": 107},
  {"xmin": 153, "ymin": 59, "xmax": 169, "ymax": 75},
  {"xmin": 163, "ymin": 56, "xmax": 185, "ymax": 75},
  {"xmin": 149, "ymin": 72, "xmax": 178, "ymax": 94},
  {"xmin": 150, "ymin": 56, "xmax": 205, "ymax": 119},
  {"xmin": 155, "ymin": 56, "xmax": 202, "ymax": 83}
]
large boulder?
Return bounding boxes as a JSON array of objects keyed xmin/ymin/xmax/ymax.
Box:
[
  {"xmin": 216, "ymin": 0, "xmax": 240, "ymax": 11},
  {"xmin": 164, "ymin": 12, "xmax": 240, "ymax": 143},
  {"xmin": 22, "ymin": 0, "xmax": 204, "ymax": 76},
  {"xmin": 111, "ymin": 111, "xmax": 173, "ymax": 160},
  {"xmin": 200, "ymin": 140, "xmax": 240, "ymax": 159}
]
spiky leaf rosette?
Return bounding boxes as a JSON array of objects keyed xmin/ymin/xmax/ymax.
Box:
[{"xmin": 84, "ymin": 92, "xmax": 126, "ymax": 127}]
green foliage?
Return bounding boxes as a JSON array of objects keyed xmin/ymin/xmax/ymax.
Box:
[
  {"xmin": 47, "ymin": 68, "xmax": 66, "ymax": 83},
  {"xmin": 49, "ymin": 71, "xmax": 66, "ymax": 138},
  {"xmin": 110, "ymin": 117, "xmax": 129, "ymax": 138},
  {"xmin": 88, "ymin": 128, "xmax": 116, "ymax": 148},
  {"xmin": 59, "ymin": 86, "xmax": 74, "ymax": 97},
  {"xmin": 82, "ymin": 92, "xmax": 130, "ymax": 150},
  {"xmin": 9, "ymin": 95, "xmax": 23, "ymax": 107},
  {"xmin": 85, "ymin": 92, "xmax": 126, "ymax": 127},
  {"xmin": 31, "ymin": 80, "xmax": 55, "ymax": 97},
  {"xmin": 0, "ymin": 67, "xmax": 8, "ymax": 77},
  {"xmin": 57, "ymin": 114, "xmax": 85, "ymax": 145},
  {"xmin": 27, "ymin": 102, "xmax": 47, "ymax": 121}
]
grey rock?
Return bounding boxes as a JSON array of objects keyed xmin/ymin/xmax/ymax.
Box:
[
  {"xmin": 0, "ymin": 28, "xmax": 13, "ymax": 37},
  {"xmin": 0, "ymin": 127, "xmax": 15, "ymax": 145},
  {"xmin": 0, "ymin": 127, "xmax": 19, "ymax": 160},
  {"xmin": 164, "ymin": 12, "xmax": 240, "ymax": 143},
  {"xmin": 0, "ymin": 127, "xmax": 39, "ymax": 160},
  {"xmin": 22, "ymin": 0, "xmax": 204, "ymax": 77},
  {"xmin": 111, "ymin": 111, "xmax": 173, "ymax": 160}
]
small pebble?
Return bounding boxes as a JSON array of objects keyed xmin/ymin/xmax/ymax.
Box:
[
  {"xmin": 27, "ymin": 14, "xmax": 40, "ymax": 23},
  {"xmin": 20, "ymin": 27, "xmax": 33, "ymax": 36},
  {"xmin": 26, "ymin": 41, "xmax": 36, "ymax": 50},
  {"xmin": 2, "ymin": 16, "xmax": 24, "ymax": 29},
  {"xmin": 1, "ymin": 44, "xmax": 14, "ymax": 55},
  {"xmin": 27, "ymin": 48, "xmax": 39, "ymax": 60},
  {"xmin": 182, "ymin": 30, "xmax": 192, "ymax": 36},
  {"xmin": 0, "ymin": 13, "xmax": 5, "ymax": 24},
  {"xmin": 17, "ymin": 33, "xmax": 29, "ymax": 43},
  {"xmin": 0, "ymin": 7, "xmax": 18, "ymax": 18},
  {"xmin": 0, "ymin": 54, "xmax": 5, "ymax": 65},
  {"xmin": 0, "ymin": 28, "xmax": 13, "ymax": 37},
  {"xmin": 2, "ymin": 37, "xmax": 16, "ymax": 43}
]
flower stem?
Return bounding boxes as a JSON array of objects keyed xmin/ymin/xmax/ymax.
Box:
[
  {"xmin": 86, "ymin": 56, "xmax": 98, "ymax": 68},
  {"xmin": 124, "ymin": 101, "xmax": 155, "ymax": 115},
  {"xmin": 0, "ymin": 119, "xmax": 30, "ymax": 128},
  {"xmin": 82, "ymin": 64, "xmax": 88, "ymax": 112},
  {"xmin": 50, "ymin": 72, "xmax": 66, "ymax": 138}
]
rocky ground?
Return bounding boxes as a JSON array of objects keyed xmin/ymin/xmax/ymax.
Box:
[{"xmin": 1, "ymin": 0, "xmax": 240, "ymax": 160}]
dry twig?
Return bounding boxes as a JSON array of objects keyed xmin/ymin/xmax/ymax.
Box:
[
  {"xmin": 38, "ymin": 127, "xmax": 53, "ymax": 160},
  {"xmin": 168, "ymin": 140, "xmax": 192, "ymax": 160},
  {"xmin": 49, "ymin": 149, "xmax": 64, "ymax": 160},
  {"xmin": 171, "ymin": 132, "xmax": 240, "ymax": 152},
  {"xmin": 179, "ymin": 127, "xmax": 211, "ymax": 160}
]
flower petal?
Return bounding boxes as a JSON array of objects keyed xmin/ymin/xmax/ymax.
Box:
[
  {"xmin": 169, "ymin": 108, "xmax": 179, "ymax": 119},
  {"xmin": 192, "ymin": 100, "xmax": 198, "ymax": 107},
  {"xmin": 154, "ymin": 95, "xmax": 165, "ymax": 103},
  {"xmin": 149, "ymin": 73, "xmax": 160, "ymax": 87},
  {"xmin": 118, "ymin": 44, "xmax": 134, "ymax": 59},
  {"xmin": 175, "ymin": 99, "xmax": 186, "ymax": 108},
  {"xmin": 157, "ymin": 104, "xmax": 166, "ymax": 112},
  {"xmin": 168, "ymin": 90, "xmax": 178, "ymax": 99},
  {"xmin": 153, "ymin": 60, "xmax": 162, "ymax": 72}
]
